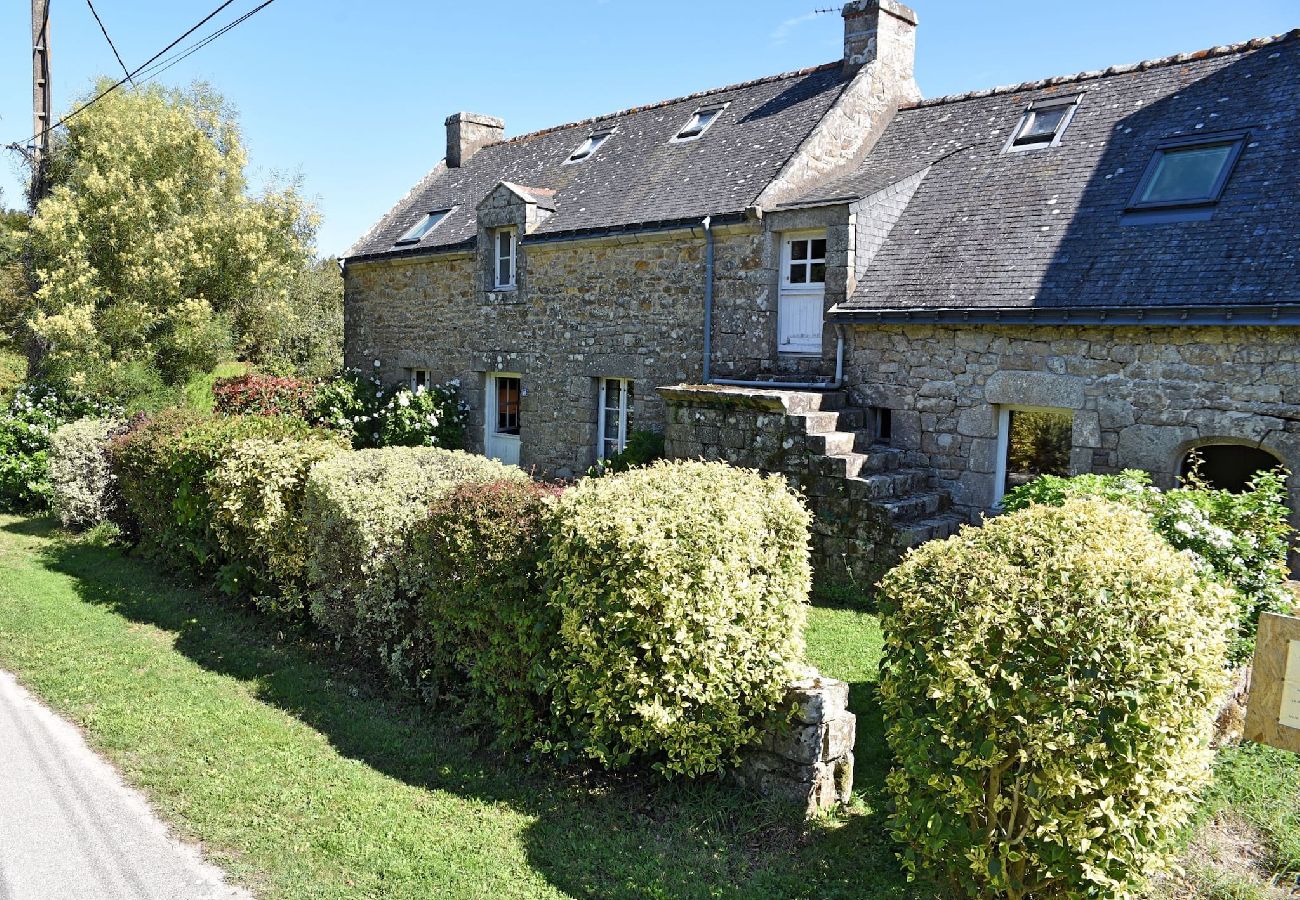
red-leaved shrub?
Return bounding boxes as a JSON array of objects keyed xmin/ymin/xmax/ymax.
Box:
[{"xmin": 213, "ymin": 374, "xmax": 317, "ymax": 418}]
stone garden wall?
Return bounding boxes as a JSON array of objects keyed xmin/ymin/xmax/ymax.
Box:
[{"xmin": 659, "ymin": 385, "xmax": 905, "ymax": 587}]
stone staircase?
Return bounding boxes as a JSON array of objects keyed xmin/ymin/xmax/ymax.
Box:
[
  {"xmin": 659, "ymin": 383, "xmax": 974, "ymax": 586},
  {"xmin": 780, "ymin": 389, "xmax": 970, "ymax": 549}
]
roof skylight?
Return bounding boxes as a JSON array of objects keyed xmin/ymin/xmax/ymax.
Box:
[
  {"xmin": 1128, "ymin": 132, "xmax": 1247, "ymax": 210},
  {"xmin": 566, "ymin": 130, "xmax": 613, "ymax": 164},
  {"xmin": 1006, "ymin": 95, "xmax": 1081, "ymax": 152},
  {"xmin": 394, "ymin": 209, "xmax": 451, "ymax": 246},
  {"xmin": 672, "ymin": 104, "xmax": 728, "ymax": 142}
]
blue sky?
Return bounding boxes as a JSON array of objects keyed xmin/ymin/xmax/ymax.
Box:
[{"xmin": 2, "ymin": 1, "xmax": 1295, "ymax": 255}]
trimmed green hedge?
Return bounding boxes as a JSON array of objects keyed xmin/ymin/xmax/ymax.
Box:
[
  {"xmin": 209, "ymin": 437, "xmax": 348, "ymax": 618},
  {"xmin": 417, "ymin": 479, "xmax": 563, "ymax": 745},
  {"xmin": 543, "ymin": 460, "xmax": 811, "ymax": 777},
  {"xmin": 110, "ymin": 412, "xmax": 321, "ymax": 573},
  {"xmin": 95, "ymin": 417, "xmax": 817, "ymax": 782},
  {"xmin": 301, "ymin": 447, "xmax": 526, "ymax": 690},
  {"xmin": 879, "ymin": 499, "xmax": 1233, "ymax": 899},
  {"xmin": 48, "ymin": 417, "xmax": 125, "ymax": 529}
]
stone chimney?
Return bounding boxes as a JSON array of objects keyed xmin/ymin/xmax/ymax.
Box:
[
  {"xmin": 445, "ymin": 112, "xmax": 505, "ymax": 168},
  {"xmin": 842, "ymin": 0, "xmax": 918, "ymax": 80}
]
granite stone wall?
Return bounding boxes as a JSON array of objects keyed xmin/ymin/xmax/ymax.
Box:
[
  {"xmin": 844, "ymin": 323, "xmax": 1300, "ymax": 524},
  {"xmin": 343, "ymin": 224, "xmax": 784, "ymax": 477}
]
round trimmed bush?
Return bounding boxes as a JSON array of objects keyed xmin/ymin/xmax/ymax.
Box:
[
  {"xmin": 417, "ymin": 479, "xmax": 564, "ymax": 744},
  {"xmin": 878, "ymin": 499, "xmax": 1234, "ymax": 899},
  {"xmin": 209, "ymin": 437, "xmax": 347, "ymax": 618},
  {"xmin": 301, "ymin": 447, "xmax": 527, "ymax": 689},
  {"xmin": 48, "ymin": 417, "xmax": 125, "ymax": 529},
  {"xmin": 544, "ymin": 459, "xmax": 811, "ymax": 777}
]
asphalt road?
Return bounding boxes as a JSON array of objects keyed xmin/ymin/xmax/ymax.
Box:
[{"xmin": 0, "ymin": 670, "xmax": 251, "ymax": 900}]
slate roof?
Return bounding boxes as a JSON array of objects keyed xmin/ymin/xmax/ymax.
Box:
[
  {"xmin": 816, "ymin": 31, "xmax": 1300, "ymax": 319},
  {"xmin": 346, "ymin": 63, "xmax": 850, "ymax": 260}
]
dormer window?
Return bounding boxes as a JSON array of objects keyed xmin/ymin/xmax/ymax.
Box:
[
  {"xmin": 566, "ymin": 130, "xmax": 613, "ymax": 163},
  {"xmin": 672, "ymin": 104, "xmax": 727, "ymax": 142},
  {"xmin": 1128, "ymin": 131, "xmax": 1246, "ymax": 210},
  {"xmin": 394, "ymin": 209, "xmax": 451, "ymax": 245},
  {"xmin": 1006, "ymin": 96, "xmax": 1081, "ymax": 152}
]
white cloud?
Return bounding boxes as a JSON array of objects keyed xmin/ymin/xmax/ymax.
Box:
[{"xmin": 771, "ymin": 11, "xmax": 819, "ymax": 45}]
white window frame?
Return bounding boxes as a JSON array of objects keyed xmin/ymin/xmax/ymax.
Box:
[
  {"xmin": 597, "ymin": 377, "xmax": 633, "ymax": 460},
  {"xmin": 780, "ymin": 232, "xmax": 828, "ymax": 290},
  {"xmin": 408, "ymin": 368, "xmax": 431, "ymax": 392},
  {"xmin": 993, "ymin": 404, "xmax": 1075, "ymax": 507},
  {"xmin": 494, "ymin": 228, "xmax": 516, "ymax": 290},
  {"xmin": 670, "ymin": 102, "xmax": 729, "ymax": 143}
]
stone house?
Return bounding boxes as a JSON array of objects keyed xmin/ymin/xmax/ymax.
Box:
[{"xmin": 344, "ymin": 3, "xmax": 1300, "ymax": 584}]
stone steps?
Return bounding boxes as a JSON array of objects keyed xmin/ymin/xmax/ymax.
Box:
[
  {"xmin": 778, "ymin": 389, "xmax": 962, "ymax": 545},
  {"xmin": 894, "ymin": 512, "xmax": 973, "ymax": 548}
]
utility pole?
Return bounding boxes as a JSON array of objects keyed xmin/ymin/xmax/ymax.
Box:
[{"xmin": 30, "ymin": 0, "xmax": 52, "ymax": 210}]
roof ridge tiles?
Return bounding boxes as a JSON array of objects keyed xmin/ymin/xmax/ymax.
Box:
[
  {"xmin": 497, "ymin": 61, "xmax": 843, "ymax": 145},
  {"xmin": 904, "ymin": 29, "xmax": 1300, "ymax": 109}
]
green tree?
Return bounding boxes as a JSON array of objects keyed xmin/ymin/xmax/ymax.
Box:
[
  {"xmin": 0, "ymin": 206, "xmax": 32, "ymax": 351},
  {"xmin": 238, "ymin": 256, "xmax": 343, "ymax": 378},
  {"xmin": 28, "ymin": 82, "xmax": 324, "ymax": 400}
]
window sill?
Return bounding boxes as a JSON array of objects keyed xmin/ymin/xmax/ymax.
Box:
[{"xmin": 1120, "ymin": 207, "xmax": 1216, "ymax": 226}]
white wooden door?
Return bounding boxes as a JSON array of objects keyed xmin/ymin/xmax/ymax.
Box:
[
  {"xmin": 484, "ymin": 373, "xmax": 522, "ymax": 466},
  {"xmin": 777, "ymin": 233, "xmax": 827, "ymax": 354}
]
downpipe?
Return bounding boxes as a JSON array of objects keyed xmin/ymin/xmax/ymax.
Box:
[{"xmin": 700, "ymin": 216, "xmax": 845, "ymax": 391}]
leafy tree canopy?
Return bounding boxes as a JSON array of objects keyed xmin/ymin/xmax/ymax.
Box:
[{"xmin": 28, "ymin": 81, "xmax": 334, "ymax": 399}]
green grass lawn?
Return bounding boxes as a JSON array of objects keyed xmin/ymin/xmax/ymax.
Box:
[
  {"xmin": 0, "ymin": 515, "xmax": 1294, "ymax": 899},
  {"xmin": 0, "ymin": 515, "xmax": 914, "ymax": 900}
]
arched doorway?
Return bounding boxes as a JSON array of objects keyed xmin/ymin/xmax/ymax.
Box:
[{"xmin": 1179, "ymin": 444, "xmax": 1283, "ymax": 493}]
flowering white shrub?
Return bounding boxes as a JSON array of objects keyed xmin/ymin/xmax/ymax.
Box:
[
  {"xmin": 0, "ymin": 384, "xmax": 121, "ymax": 512},
  {"xmin": 310, "ymin": 369, "xmax": 468, "ymax": 449},
  {"xmin": 1002, "ymin": 468, "xmax": 1293, "ymax": 662}
]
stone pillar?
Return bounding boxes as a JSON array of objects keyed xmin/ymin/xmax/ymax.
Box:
[{"xmin": 734, "ymin": 667, "xmax": 856, "ymax": 816}]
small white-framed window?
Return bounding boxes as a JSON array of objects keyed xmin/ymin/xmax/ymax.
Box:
[
  {"xmin": 671, "ymin": 103, "xmax": 728, "ymax": 142},
  {"xmin": 781, "ymin": 234, "xmax": 827, "ymax": 287},
  {"xmin": 494, "ymin": 375, "xmax": 522, "ymax": 436},
  {"xmin": 565, "ymin": 129, "xmax": 613, "ymax": 164},
  {"xmin": 394, "ymin": 208, "xmax": 452, "ymax": 246},
  {"xmin": 993, "ymin": 405, "xmax": 1075, "ymax": 506},
  {"xmin": 408, "ymin": 368, "xmax": 430, "ymax": 392},
  {"xmin": 597, "ymin": 377, "xmax": 633, "ymax": 460},
  {"xmin": 494, "ymin": 228, "xmax": 516, "ymax": 289},
  {"xmin": 1005, "ymin": 95, "xmax": 1082, "ymax": 152}
]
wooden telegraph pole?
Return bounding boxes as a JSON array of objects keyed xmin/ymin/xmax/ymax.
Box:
[{"xmin": 30, "ymin": 0, "xmax": 52, "ymax": 209}]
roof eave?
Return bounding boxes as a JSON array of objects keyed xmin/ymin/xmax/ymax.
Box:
[{"xmin": 828, "ymin": 303, "xmax": 1300, "ymax": 327}]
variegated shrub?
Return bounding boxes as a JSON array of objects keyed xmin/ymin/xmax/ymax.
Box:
[
  {"xmin": 544, "ymin": 459, "xmax": 811, "ymax": 777},
  {"xmin": 878, "ymin": 499, "xmax": 1233, "ymax": 899},
  {"xmin": 301, "ymin": 447, "xmax": 526, "ymax": 690}
]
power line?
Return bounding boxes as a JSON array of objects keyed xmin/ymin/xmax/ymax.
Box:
[
  {"xmin": 134, "ymin": 0, "xmax": 277, "ymax": 87},
  {"xmin": 6, "ymin": 0, "xmax": 240, "ymax": 150},
  {"xmin": 85, "ymin": 0, "xmax": 135, "ymax": 87}
]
